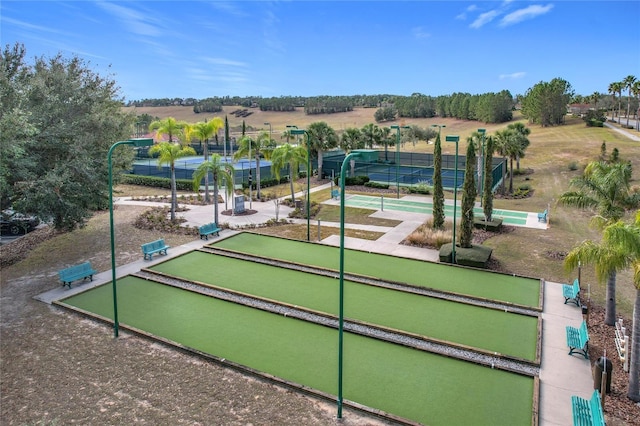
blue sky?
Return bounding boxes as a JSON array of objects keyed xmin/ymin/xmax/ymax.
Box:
[{"xmin": 2, "ymin": 1, "xmax": 639, "ymax": 101}]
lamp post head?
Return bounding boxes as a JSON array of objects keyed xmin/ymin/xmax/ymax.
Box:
[
  {"xmin": 431, "ymin": 124, "xmax": 446, "ymax": 129},
  {"xmin": 445, "ymin": 135, "xmax": 460, "ymax": 143},
  {"xmin": 290, "ymin": 129, "xmax": 306, "ymax": 135},
  {"xmin": 129, "ymin": 138, "xmax": 154, "ymax": 147},
  {"xmin": 286, "ymin": 124, "xmax": 298, "ymax": 129},
  {"xmin": 477, "ymin": 128, "xmax": 486, "ymax": 135},
  {"xmin": 390, "ymin": 125, "xmax": 399, "ymax": 130},
  {"xmin": 264, "ymin": 122, "xmax": 270, "ymax": 125}
]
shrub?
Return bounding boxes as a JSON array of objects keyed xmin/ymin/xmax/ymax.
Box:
[
  {"xmin": 121, "ymin": 174, "xmax": 194, "ymax": 191},
  {"xmin": 334, "ymin": 175, "xmax": 370, "ymax": 186},
  {"xmin": 364, "ymin": 181, "xmax": 389, "ymax": 189},
  {"xmin": 568, "ymin": 161, "xmax": 579, "ymax": 171}
]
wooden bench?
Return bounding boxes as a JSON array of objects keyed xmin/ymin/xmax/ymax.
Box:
[
  {"xmin": 571, "ymin": 390, "xmax": 605, "ymax": 426},
  {"xmin": 58, "ymin": 261, "xmax": 97, "ymax": 288},
  {"xmin": 199, "ymin": 223, "xmax": 222, "ymax": 240},
  {"xmin": 566, "ymin": 320, "xmax": 589, "ymax": 359},
  {"xmin": 563, "ymin": 278, "xmax": 581, "ymax": 306},
  {"xmin": 141, "ymin": 238, "xmax": 170, "ymax": 260},
  {"xmin": 538, "ymin": 209, "xmax": 548, "ymax": 223}
]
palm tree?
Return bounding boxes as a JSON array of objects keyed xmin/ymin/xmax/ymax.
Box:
[
  {"xmin": 492, "ymin": 128, "xmax": 511, "ymax": 194},
  {"xmin": 192, "ymin": 154, "xmax": 234, "ymax": 227},
  {"xmin": 624, "ymin": 75, "xmax": 637, "ymax": 127},
  {"xmin": 590, "ymin": 91, "xmax": 601, "ymax": 111},
  {"xmin": 494, "ymin": 128, "xmax": 524, "ymax": 194},
  {"xmin": 608, "ymin": 81, "xmax": 623, "ymax": 120},
  {"xmin": 340, "ymin": 128, "xmax": 364, "ymax": 177},
  {"xmin": 361, "ymin": 123, "xmax": 380, "ymax": 150},
  {"xmin": 270, "ymin": 143, "xmax": 307, "ymax": 201},
  {"xmin": 149, "ymin": 142, "xmax": 196, "ymax": 221},
  {"xmin": 602, "ymin": 211, "xmax": 640, "ymax": 401},
  {"xmin": 193, "ymin": 118, "xmax": 224, "ymax": 203},
  {"xmin": 633, "ymin": 80, "xmax": 640, "ymax": 131},
  {"xmin": 560, "ymin": 161, "xmax": 640, "ymax": 325},
  {"xmin": 149, "ymin": 117, "xmax": 183, "ymax": 143},
  {"xmin": 506, "ymin": 122, "xmax": 531, "ymax": 171},
  {"xmin": 380, "ymin": 126, "xmax": 392, "ymax": 162},
  {"xmin": 235, "ymin": 131, "xmax": 275, "ymax": 199},
  {"xmin": 559, "ymin": 161, "xmax": 639, "ymax": 227},
  {"xmin": 307, "ymin": 122, "xmax": 338, "ymax": 181}
]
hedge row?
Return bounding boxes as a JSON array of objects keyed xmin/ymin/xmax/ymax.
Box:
[{"xmin": 121, "ymin": 174, "xmax": 194, "ymax": 191}]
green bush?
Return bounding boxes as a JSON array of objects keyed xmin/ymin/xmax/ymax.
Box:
[
  {"xmin": 587, "ymin": 119, "xmax": 604, "ymax": 127},
  {"xmin": 334, "ymin": 175, "xmax": 370, "ymax": 186},
  {"xmin": 438, "ymin": 243, "xmax": 493, "ymax": 268},
  {"xmin": 568, "ymin": 161, "xmax": 579, "ymax": 171},
  {"xmin": 242, "ymin": 176, "xmax": 288, "ymax": 190},
  {"xmin": 364, "ymin": 181, "xmax": 389, "ymax": 189},
  {"xmin": 121, "ymin": 174, "xmax": 193, "ymax": 191}
]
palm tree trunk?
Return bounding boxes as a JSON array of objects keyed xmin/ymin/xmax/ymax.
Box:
[
  {"xmin": 628, "ymin": 287, "xmax": 640, "ymax": 401},
  {"xmin": 317, "ymin": 150, "xmax": 323, "ymax": 181},
  {"xmin": 605, "ymin": 270, "xmax": 617, "ymax": 325},
  {"xmin": 509, "ymin": 157, "xmax": 514, "ymax": 194},
  {"xmin": 288, "ymin": 165, "xmax": 295, "ymax": 201},
  {"xmin": 170, "ymin": 166, "xmax": 177, "ymax": 222},
  {"xmin": 203, "ymin": 140, "xmax": 210, "ymax": 203},
  {"xmin": 255, "ymin": 154, "xmax": 261, "ymax": 199},
  {"xmin": 213, "ymin": 174, "xmax": 219, "ymax": 226}
]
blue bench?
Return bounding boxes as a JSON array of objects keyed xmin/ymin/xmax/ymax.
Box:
[
  {"xmin": 199, "ymin": 223, "xmax": 222, "ymax": 240},
  {"xmin": 58, "ymin": 261, "xmax": 97, "ymax": 288},
  {"xmin": 571, "ymin": 390, "xmax": 605, "ymax": 426},
  {"xmin": 141, "ymin": 238, "xmax": 170, "ymax": 260},
  {"xmin": 563, "ymin": 278, "xmax": 581, "ymax": 306},
  {"xmin": 331, "ymin": 189, "xmax": 340, "ymax": 199},
  {"xmin": 538, "ymin": 209, "xmax": 548, "ymax": 223},
  {"xmin": 566, "ymin": 320, "xmax": 589, "ymax": 359}
]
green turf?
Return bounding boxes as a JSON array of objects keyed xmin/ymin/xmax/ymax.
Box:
[
  {"xmin": 212, "ymin": 233, "xmax": 541, "ymax": 308},
  {"xmin": 347, "ymin": 195, "xmax": 529, "ymax": 225},
  {"xmin": 150, "ymin": 251, "xmax": 538, "ymax": 361},
  {"xmin": 62, "ymin": 276, "xmax": 534, "ymax": 426}
]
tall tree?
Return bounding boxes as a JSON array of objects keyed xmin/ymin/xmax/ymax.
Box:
[
  {"xmin": 235, "ymin": 132, "xmax": 275, "ymax": 199},
  {"xmin": 307, "ymin": 121, "xmax": 338, "ymax": 181},
  {"xmin": 1, "ymin": 43, "xmax": 134, "ymax": 230},
  {"xmin": 149, "ymin": 142, "xmax": 196, "ymax": 221},
  {"xmin": 361, "ymin": 123, "xmax": 381, "ymax": 149},
  {"xmin": 149, "ymin": 117, "xmax": 183, "ymax": 143},
  {"xmin": 493, "ymin": 129, "xmax": 511, "ymax": 194},
  {"xmin": 624, "ymin": 75, "xmax": 637, "ymax": 127},
  {"xmin": 340, "ymin": 128, "xmax": 364, "ymax": 177},
  {"xmin": 459, "ymin": 139, "xmax": 477, "ymax": 248},
  {"xmin": 506, "ymin": 122, "xmax": 531, "ymax": 171},
  {"xmin": 270, "ymin": 144, "xmax": 307, "ymax": 201},
  {"xmin": 431, "ymin": 131, "xmax": 445, "ymax": 230},
  {"xmin": 482, "ymin": 136, "xmax": 495, "ymax": 221},
  {"xmin": 193, "ymin": 118, "xmax": 224, "ymax": 202},
  {"xmin": 192, "ymin": 154, "xmax": 234, "ymax": 227},
  {"xmin": 560, "ymin": 161, "xmax": 640, "ymax": 324},
  {"xmin": 601, "ymin": 212, "xmax": 640, "ymax": 401},
  {"xmin": 521, "ymin": 78, "xmax": 574, "ymax": 126},
  {"xmin": 608, "ymin": 81, "xmax": 623, "ymax": 120}
]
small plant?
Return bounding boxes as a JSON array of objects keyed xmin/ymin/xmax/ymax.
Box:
[{"xmin": 568, "ymin": 161, "xmax": 579, "ymax": 171}]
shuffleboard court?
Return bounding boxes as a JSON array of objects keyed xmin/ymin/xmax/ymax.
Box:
[
  {"xmin": 345, "ymin": 194, "xmax": 529, "ymax": 226},
  {"xmin": 211, "ymin": 233, "xmax": 541, "ymax": 309},
  {"xmin": 149, "ymin": 250, "xmax": 539, "ymax": 361},
  {"xmin": 60, "ymin": 276, "xmax": 535, "ymax": 426}
]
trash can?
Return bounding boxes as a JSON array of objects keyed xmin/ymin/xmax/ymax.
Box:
[{"xmin": 593, "ymin": 357, "xmax": 612, "ymax": 393}]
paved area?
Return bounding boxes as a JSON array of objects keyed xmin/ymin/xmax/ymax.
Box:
[{"xmin": 36, "ymin": 185, "xmax": 593, "ymax": 425}]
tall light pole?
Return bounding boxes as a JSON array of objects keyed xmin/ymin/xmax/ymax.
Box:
[
  {"xmin": 477, "ymin": 128, "xmax": 486, "ymax": 205},
  {"xmin": 337, "ymin": 151, "xmax": 363, "ymax": 419},
  {"xmin": 264, "ymin": 122, "xmax": 272, "ymax": 145},
  {"xmin": 289, "ymin": 127, "xmax": 311, "ymax": 242},
  {"xmin": 445, "ymin": 135, "xmax": 459, "ymax": 265},
  {"xmin": 108, "ymin": 137, "xmax": 153, "ymax": 338},
  {"xmin": 390, "ymin": 125, "xmax": 410, "ymax": 199}
]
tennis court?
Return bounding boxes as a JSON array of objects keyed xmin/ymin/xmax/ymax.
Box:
[{"xmin": 60, "ymin": 274, "xmax": 537, "ymax": 425}]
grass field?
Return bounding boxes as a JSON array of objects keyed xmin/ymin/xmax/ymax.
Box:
[{"xmin": 60, "ymin": 275, "xmax": 536, "ymax": 426}]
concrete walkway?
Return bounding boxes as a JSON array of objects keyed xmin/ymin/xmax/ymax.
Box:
[{"xmin": 36, "ymin": 185, "xmax": 595, "ymax": 425}]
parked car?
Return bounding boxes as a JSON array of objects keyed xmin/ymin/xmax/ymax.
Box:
[{"xmin": 0, "ymin": 209, "xmax": 40, "ymax": 236}]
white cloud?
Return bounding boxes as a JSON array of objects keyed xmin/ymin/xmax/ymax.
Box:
[
  {"xmin": 499, "ymin": 72, "xmax": 526, "ymax": 80},
  {"xmin": 412, "ymin": 26, "xmax": 431, "ymax": 39},
  {"xmin": 499, "ymin": 4, "xmax": 554, "ymax": 27},
  {"xmin": 202, "ymin": 57, "xmax": 248, "ymax": 68},
  {"xmin": 456, "ymin": 4, "xmax": 478, "ymax": 20},
  {"xmin": 95, "ymin": 1, "xmax": 161, "ymax": 37},
  {"xmin": 470, "ymin": 10, "xmax": 500, "ymax": 29}
]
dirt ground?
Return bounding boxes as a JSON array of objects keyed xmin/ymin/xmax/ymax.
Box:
[{"xmin": 0, "ymin": 206, "xmax": 392, "ymax": 426}]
